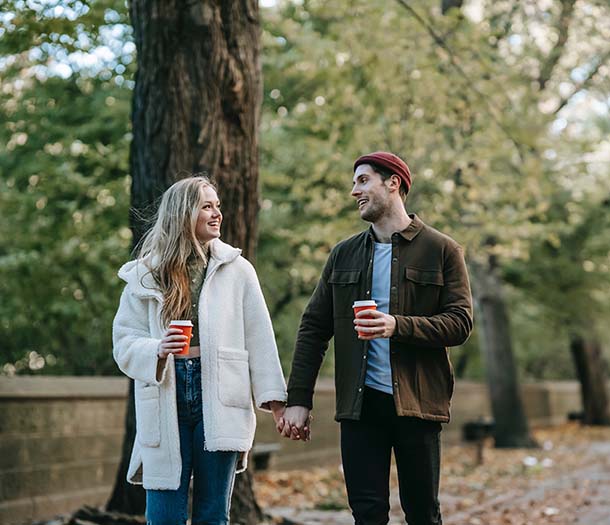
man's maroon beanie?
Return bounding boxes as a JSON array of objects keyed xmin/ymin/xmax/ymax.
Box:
[{"xmin": 353, "ymin": 151, "xmax": 412, "ymax": 193}]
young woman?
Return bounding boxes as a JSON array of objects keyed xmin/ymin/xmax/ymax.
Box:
[{"xmin": 112, "ymin": 176, "xmax": 287, "ymax": 525}]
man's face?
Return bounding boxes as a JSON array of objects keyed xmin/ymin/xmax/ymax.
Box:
[{"xmin": 351, "ymin": 164, "xmax": 391, "ymax": 223}]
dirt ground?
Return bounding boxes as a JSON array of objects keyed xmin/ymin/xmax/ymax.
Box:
[{"xmin": 255, "ymin": 423, "xmax": 610, "ymax": 525}]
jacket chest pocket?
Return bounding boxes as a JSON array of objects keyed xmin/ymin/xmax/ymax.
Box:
[
  {"xmin": 402, "ymin": 267, "xmax": 443, "ymax": 315},
  {"xmin": 135, "ymin": 384, "xmax": 161, "ymax": 447},
  {"xmin": 329, "ymin": 270, "xmax": 361, "ymax": 318},
  {"xmin": 217, "ymin": 348, "xmax": 251, "ymax": 409}
]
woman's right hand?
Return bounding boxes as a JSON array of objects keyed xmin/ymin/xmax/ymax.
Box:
[{"xmin": 157, "ymin": 328, "xmax": 188, "ymax": 358}]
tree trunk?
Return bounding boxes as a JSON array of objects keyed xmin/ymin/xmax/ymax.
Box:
[
  {"xmin": 472, "ymin": 261, "xmax": 536, "ymax": 448},
  {"xmin": 107, "ymin": 0, "xmax": 264, "ymax": 521},
  {"xmin": 570, "ymin": 336, "xmax": 610, "ymax": 425},
  {"xmin": 128, "ymin": 0, "xmax": 261, "ymax": 256}
]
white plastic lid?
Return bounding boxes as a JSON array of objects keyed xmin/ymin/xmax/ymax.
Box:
[
  {"xmin": 170, "ymin": 320, "xmax": 193, "ymax": 326},
  {"xmin": 352, "ymin": 300, "xmax": 377, "ymax": 308}
]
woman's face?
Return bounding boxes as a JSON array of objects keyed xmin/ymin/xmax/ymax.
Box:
[{"xmin": 195, "ymin": 185, "xmax": 222, "ymax": 243}]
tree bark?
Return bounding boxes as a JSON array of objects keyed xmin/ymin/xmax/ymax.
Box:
[
  {"xmin": 108, "ymin": 0, "xmax": 263, "ymax": 521},
  {"xmin": 472, "ymin": 261, "xmax": 536, "ymax": 448},
  {"xmin": 128, "ymin": 0, "xmax": 261, "ymax": 256},
  {"xmin": 570, "ymin": 336, "xmax": 610, "ymax": 426}
]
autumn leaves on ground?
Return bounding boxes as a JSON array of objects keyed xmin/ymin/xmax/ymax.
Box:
[{"xmin": 254, "ymin": 423, "xmax": 610, "ymax": 525}]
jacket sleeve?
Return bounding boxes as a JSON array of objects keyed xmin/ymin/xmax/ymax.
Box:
[
  {"xmin": 392, "ymin": 245, "xmax": 473, "ymax": 348},
  {"xmin": 287, "ymin": 250, "xmax": 335, "ymax": 409},
  {"xmin": 242, "ymin": 262, "xmax": 287, "ymax": 411},
  {"xmin": 112, "ymin": 287, "xmax": 169, "ymax": 385}
]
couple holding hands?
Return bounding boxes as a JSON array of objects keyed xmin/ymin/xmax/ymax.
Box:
[{"xmin": 113, "ymin": 151, "xmax": 473, "ymax": 525}]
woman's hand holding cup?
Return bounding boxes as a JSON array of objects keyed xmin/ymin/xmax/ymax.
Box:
[{"xmin": 157, "ymin": 327, "xmax": 190, "ymax": 358}]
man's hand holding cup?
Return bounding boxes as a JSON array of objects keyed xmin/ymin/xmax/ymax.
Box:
[{"xmin": 353, "ymin": 300, "xmax": 396, "ymax": 340}]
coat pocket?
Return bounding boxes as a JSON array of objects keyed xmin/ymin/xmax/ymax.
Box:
[
  {"xmin": 329, "ymin": 269, "xmax": 362, "ymax": 318},
  {"xmin": 403, "ymin": 266, "xmax": 444, "ymax": 315},
  {"xmin": 218, "ymin": 347, "xmax": 251, "ymax": 409},
  {"xmin": 135, "ymin": 384, "xmax": 161, "ymax": 447}
]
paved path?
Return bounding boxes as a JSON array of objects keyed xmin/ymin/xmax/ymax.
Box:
[{"xmin": 267, "ymin": 441, "xmax": 610, "ymax": 525}]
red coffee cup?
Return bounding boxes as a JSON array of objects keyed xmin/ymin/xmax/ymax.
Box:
[
  {"xmin": 169, "ymin": 320, "xmax": 193, "ymax": 355},
  {"xmin": 353, "ymin": 300, "xmax": 377, "ymax": 337}
]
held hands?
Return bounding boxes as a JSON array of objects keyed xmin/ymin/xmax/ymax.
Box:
[
  {"xmin": 354, "ymin": 309, "xmax": 396, "ymax": 340},
  {"xmin": 157, "ymin": 328, "xmax": 188, "ymax": 358},
  {"xmin": 277, "ymin": 405, "xmax": 312, "ymax": 441}
]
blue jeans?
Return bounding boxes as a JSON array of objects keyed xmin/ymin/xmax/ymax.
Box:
[{"xmin": 146, "ymin": 357, "xmax": 238, "ymax": 525}]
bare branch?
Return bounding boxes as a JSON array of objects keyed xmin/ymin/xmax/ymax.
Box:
[
  {"xmin": 538, "ymin": 0, "xmax": 577, "ymax": 91},
  {"xmin": 553, "ymin": 49, "xmax": 610, "ymax": 114}
]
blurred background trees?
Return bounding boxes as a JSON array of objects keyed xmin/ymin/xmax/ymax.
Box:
[{"xmin": 1, "ymin": 0, "xmax": 609, "ymax": 417}]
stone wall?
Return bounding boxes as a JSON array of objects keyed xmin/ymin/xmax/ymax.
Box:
[
  {"xmin": 0, "ymin": 376, "xmax": 587, "ymax": 525},
  {"xmin": 0, "ymin": 377, "xmax": 127, "ymax": 525}
]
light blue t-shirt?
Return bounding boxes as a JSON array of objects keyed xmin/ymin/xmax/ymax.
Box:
[{"xmin": 364, "ymin": 242, "xmax": 393, "ymax": 394}]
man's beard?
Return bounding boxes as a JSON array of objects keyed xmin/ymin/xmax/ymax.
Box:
[{"xmin": 360, "ymin": 199, "xmax": 385, "ymax": 223}]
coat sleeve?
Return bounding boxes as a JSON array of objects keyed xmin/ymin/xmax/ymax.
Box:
[
  {"xmin": 112, "ymin": 287, "xmax": 169, "ymax": 385},
  {"xmin": 286, "ymin": 250, "xmax": 335, "ymax": 409},
  {"xmin": 392, "ymin": 245, "xmax": 473, "ymax": 347},
  {"xmin": 242, "ymin": 262, "xmax": 287, "ymax": 411}
]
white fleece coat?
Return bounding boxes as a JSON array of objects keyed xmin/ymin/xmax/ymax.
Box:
[{"xmin": 112, "ymin": 239, "xmax": 287, "ymax": 490}]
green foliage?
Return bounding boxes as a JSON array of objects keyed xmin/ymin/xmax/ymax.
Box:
[
  {"xmin": 1, "ymin": 0, "xmax": 609, "ymax": 380},
  {"xmin": 0, "ymin": 0, "xmax": 134, "ymax": 375},
  {"xmin": 257, "ymin": 0, "xmax": 610, "ymax": 378}
]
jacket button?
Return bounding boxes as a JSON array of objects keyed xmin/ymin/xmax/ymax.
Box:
[
  {"xmin": 393, "ymin": 382, "xmax": 398, "ymax": 387},
  {"xmin": 363, "ymin": 355, "xmax": 367, "ymax": 359},
  {"xmin": 358, "ymin": 387, "xmax": 362, "ymax": 392},
  {"xmin": 392, "ymin": 257, "xmax": 397, "ymax": 263},
  {"xmin": 391, "ymin": 286, "xmax": 397, "ymax": 291}
]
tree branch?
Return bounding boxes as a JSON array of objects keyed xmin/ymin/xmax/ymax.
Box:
[
  {"xmin": 538, "ymin": 0, "xmax": 577, "ymax": 91},
  {"xmin": 553, "ymin": 49, "xmax": 610, "ymax": 114}
]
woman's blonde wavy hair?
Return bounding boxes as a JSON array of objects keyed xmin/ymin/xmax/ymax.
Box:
[{"xmin": 137, "ymin": 175, "xmax": 217, "ymax": 328}]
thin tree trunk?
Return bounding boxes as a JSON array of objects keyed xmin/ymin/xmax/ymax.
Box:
[
  {"xmin": 570, "ymin": 336, "xmax": 610, "ymax": 425},
  {"xmin": 108, "ymin": 1, "xmax": 264, "ymax": 521},
  {"xmin": 472, "ymin": 261, "xmax": 536, "ymax": 448}
]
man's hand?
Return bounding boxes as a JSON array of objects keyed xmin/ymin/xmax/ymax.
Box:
[
  {"xmin": 277, "ymin": 405, "xmax": 312, "ymax": 441},
  {"xmin": 354, "ymin": 309, "xmax": 396, "ymax": 340}
]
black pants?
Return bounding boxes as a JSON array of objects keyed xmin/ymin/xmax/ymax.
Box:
[{"xmin": 340, "ymin": 387, "xmax": 442, "ymax": 525}]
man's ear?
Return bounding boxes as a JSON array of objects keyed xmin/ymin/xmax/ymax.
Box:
[{"xmin": 388, "ymin": 174, "xmax": 402, "ymax": 192}]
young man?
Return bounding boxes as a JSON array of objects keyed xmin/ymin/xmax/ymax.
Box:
[{"xmin": 279, "ymin": 152, "xmax": 473, "ymax": 525}]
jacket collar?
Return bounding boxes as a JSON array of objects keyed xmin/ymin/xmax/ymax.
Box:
[
  {"xmin": 367, "ymin": 213, "xmax": 424, "ymax": 242},
  {"xmin": 118, "ymin": 238, "xmax": 241, "ymax": 300}
]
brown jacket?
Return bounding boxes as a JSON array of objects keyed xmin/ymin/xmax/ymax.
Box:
[{"xmin": 287, "ymin": 214, "xmax": 473, "ymax": 422}]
